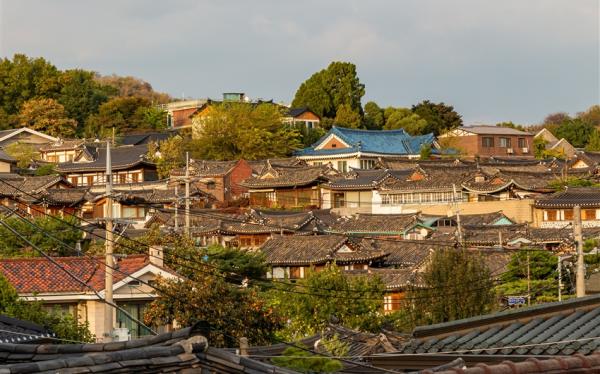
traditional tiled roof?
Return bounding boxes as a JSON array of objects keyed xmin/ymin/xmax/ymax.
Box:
[
  {"xmin": 246, "ymin": 209, "xmax": 335, "ymax": 232},
  {"xmin": 0, "ymin": 315, "xmax": 54, "ymax": 344},
  {"xmin": 171, "ymin": 159, "xmax": 238, "ymax": 177},
  {"xmin": 0, "ymin": 255, "xmax": 156, "ymax": 294},
  {"xmin": 397, "ymin": 293, "xmax": 600, "ymax": 356},
  {"xmin": 33, "ymin": 188, "xmax": 91, "ymax": 206},
  {"xmin": 329, "ymin": 213, "xmax": 422, "ymax": 235},
  {"xmin": 0, "ymin": 324, "xmax": 297, "ymax": 373},
  {"xmin": 361, "ymin": 239, "xmax": 453, "ymax": 267},
  {"xmin": 240, "ymin": 163, "xmax": 338, "ymax": 188},
  {"xmin": 535, "ymin": 187, "xmax": 600, "ymax": 208},
  {"xmin": 55, "ymin": 144, "xmax": 154, "ymax": 173},
  {"xmin": 347, "ymin": 267, "xmax": 423, "ymax": 290},
  {"xmin": 0, "ymin": 175, "xmax": 68, "ymax": 198},
  {"xmin": 113, "ymin": 186, "xmax": 213, "ymax": 205},
  {"xmin": 248, "ymin": 158, "xmax": 306, "ymax": 174},
  {"xmin": 326, "ymin": 169, "xmax": 399, "ymax": 190},
  {"xmin": 120, "ymin": 132, "xmax": 172, "ymax": 146},
  {"xmin": 378, "ymin": 165, "xmax": 473, "ymax": 192},
  {"xmin": 0, "ymin": 149, "xmax": 15, "ymax": 163},
  {"xmin": 296, "ymin": 126, "xmax": 435, "ymax": 157},
  {"xmin": 38, "ymin": 139, "xmax": 85, "ymax": 152},
  {"xmin": 260, "ymin": 235, "xmax": 388, "ymax": 266},
  {"xmin": 462, "ymin": 169, "xmax": 559, "ymax": 193},
  {"xmin": 421, "ymin": 212, "xmax": 514, "ymax": 227}
]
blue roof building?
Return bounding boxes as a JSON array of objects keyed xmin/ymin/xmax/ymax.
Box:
[{"xmin": 296, "ymin": 126, "xmax": 435, "ymax": 171}]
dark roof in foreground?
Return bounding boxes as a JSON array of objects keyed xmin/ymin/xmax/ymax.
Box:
[
  {"xmin": 397, "ymin": 293, "xmax": 600, "ymax": 356},
  {"xmin": 0, "ymin": 324, "xmax": 298, "ymax": 373},
  {"xmin": 0, "ymin": 315, "xmax": 54, "ymax": 344}
]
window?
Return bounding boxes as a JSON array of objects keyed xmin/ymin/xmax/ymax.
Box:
[
  {"xmin": 122, "ymin": 206, "xmax": 145, "ymax": 219},
  {"xmin": 116, "ymin": 302, "xmax": 153, "ymax": 338},
  {"xmin": 583, "ymin": 209, "xmax": 597, "ymax": 220},
  {"xmin": 206, "ymin": 181, "xmax": 216, "ymax": 190},
  {"xmin": 564, "ymin": 209, "xmax": 573, "ymax": 221},
  {"xmin": 131, "ymin": 173, "xmax": 139, "ymax": 183},
  {"xmin": 119, "ymin": 174, "xmax": 126, "ymax": 184},
  {"xmin": 360, "ymin": 159, "xmax": 375, "ymax": 169},
  {"xmin": 313, "ymin": 162, "xmax": 323, "ymax": 166},
  {"xmin": 499, "ymin": 137, "xmax": 511, "ymax": 148},
  {"xmin": 70, "ymin": 177, "xmax": 78, "ymax": 186},
  {"xmin": 518, "ymin": 138, "xmax": 527, "ymax": 148},
  {"xmin": 482, "ymin": 137, "xmax": 494, "ymax": 147},
  {"xmin": 87, "ymin": 176, "xmax": 94, "ymax": 186},
  {"xmin": 337, "ymin": 161, "xmax": 348, "ymax": 173},
  {"xmin": 546, "ymin": 210, "xmax": 558, "ymax": 221},
  {"xmin": 331, "ymin": 143, "xmax": 337, "ymax": 148},
  {"xmin": 289, "ymin": 267, "xmax": 302, "ymax": 279}
]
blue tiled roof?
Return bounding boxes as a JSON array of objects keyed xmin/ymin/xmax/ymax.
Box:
[{"xmin": 295, "ymin": 126, "xmax": 435, "ymax": 156}]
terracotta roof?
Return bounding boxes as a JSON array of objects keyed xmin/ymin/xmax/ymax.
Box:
[
  {"xmin": 240, "ymin": 163, "xmax": 338, "ymax": 188},
  {"xmin": 260, "ymin": 235, "xmax": 388, "ymax": 266},
  {"xmin": 0, "ymin": 255, "xmax": 153, "ymax": 294},
  {"xmin": 535, "ymin": 187, "xmax": 600, "ymax": 208}
]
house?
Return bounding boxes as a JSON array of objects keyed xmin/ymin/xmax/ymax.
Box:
[
  {"xmin": 535, "ymin": 128, "xmax": 577, "ymax": 158},
  {"xmin": 534, "ymin": 187, "xmax": 600, "ymax": 228},
  {"xmin": 38, "ymin": 139, "xmax": 87, "ymax": 163},
  {"xmin": 296, "ymin": 126, "xmax": 436, "ymax": 171},
  {"xmin": 571, "ymin": 150, "xmax": 600, "ymax": 170},
  {"xmin": 0, "ymin": 149, "xmax": 15, "ymax": 173},
  {"xmin": 239, "ymin": 162, "xmax": 339, "ymax": 209},
  {"xmin": 161, "ymin": 99, "xmax": 207, "ymax": 130},
  {"xmin": 0, "ymin": 249, "xmax": 180, "ymax": 341},
  {"xmin": 120, "ymin": 132, "xmax": 172, "ymax": 146},
  {"xmin": 56, "ymin": 144, "xmax": 158, "ymax": 187},
  {"xmin": 170, "ymin": 159, "xmax": 253, "ymax": 206},
  {"xmin": 438, "ymin": 125, "xmax": 534, "ymax": 158},
  {"xmin": 261, "ymin": 235, "xmax": 389, "ymax": 279},
  {"xmin": 282, "ymin": 107, "xmax": 321, "ymax": 129},
  {"xmin": 0, "ymin": 128, "xmax": 58, "ymax": 149},
  {"xmin": 328, "ymin": 212, "xmax": 433, "ymax": 240},
  {"xmin": 0, "ymin": 324, "xmax": 298, "ymax": 373}
]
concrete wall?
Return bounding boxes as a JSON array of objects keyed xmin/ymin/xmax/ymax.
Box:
[{"xmin": 404, "ymin": 199, "xmax": 534, "ymax": 223}]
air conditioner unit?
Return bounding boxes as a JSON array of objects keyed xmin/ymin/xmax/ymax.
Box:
[
  {"xmin": 522, "ymin": 147, "xmax": 529, "ymax": 153},
  {"xmin": 506, "ymin": 148, "xmax": 514, "ymax": 154}
]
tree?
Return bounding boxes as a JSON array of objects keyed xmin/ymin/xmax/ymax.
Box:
[
  {"xmin": 292, "ymin": 62, "xmax": 365, "ymax": 119},
  {"xmin": 0, "ymin": 273, "xmax": 94, "ymax": 342},
  {"xmin": 533, "ymin": 136, "xmax": 566, "ymax": 160},
  {"xmin": 58, "ymin": 69, "xmax": 115, "ymax": 131},
  {"xmin": 543, "ymin": 112, "xmax": 571, "ymax": 126},
  {"xmin": 496, "ymin": 121, "xmax": 526, "ymax": 131},
  {"xmin": 363, "ymin": 101, "xmax": 384, "ymax": 130},
  {"xmin": 147, "ymin": 136, "xmax": 185, "ymax": 179},
  {"xmin": 586, "ymin": 129, "xmax": 600, "ymax": 152},
  {"xmin": 405, "ymin": 249, "xmax": 496, "ymax": 326},
  {"xmin": 269, "ymin": 265, "xmax": 385, "ymax": 340},
  {"xmin": 498, "ymin": 250, "xmax": 560, "ymax": 302},
  {"xmin": 18, "ymin": 98, "xmax": 77, "ymax": 137},
  {"xmin": 411, "ymin": 100, "xmax": 463, "ymax": 136},
  {"xmin": 0, "ymin": 54, "xmax": 62, "ymax": 115},
  {"xmin": 83, "ymin": 96, "xmax": 154, "ymax": 138},
  {"xmin": 94, "ymin": 74, "xmax": 171, "ymax": 104},
  {"xmin": 554, "ymin": 118, "xmax": 595, "ymax": 148},
  {"xmin": 578, "ymin": 105, "xmax": 600, "ymax": 127},
  {"xmin": 420, "ymin": 144, "xmax": 432, "ymax": 160},
  {"xmin": 35, "ymin": 163, "xmax": 57, "ymax": 176},
  {"xmin": 334, "ymin": 104, "xmax": 362, "ymax": 128},
  {"xmin": 272, "ymin": 345, "xmax": 343, "ymax": 373},
  {"xmin": 4, "ymin": 142, "xmax": 40, "ymax": 169},
  {"xmin": 383, "ymin": 107, "xmax": 427, "ymax": 134},
  {"xmin": 192, "ymin": 102, "xmax": 301, "ymax": 160}
]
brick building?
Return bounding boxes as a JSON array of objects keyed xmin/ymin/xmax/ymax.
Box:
[{"xmin": 438, "ymin": 125, "xmax": 534, "ymax": 158}]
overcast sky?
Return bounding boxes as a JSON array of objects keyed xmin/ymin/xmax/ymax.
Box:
[{"xmin": 0, "ymin": 0, "xmax": 598, "ymax": 125}]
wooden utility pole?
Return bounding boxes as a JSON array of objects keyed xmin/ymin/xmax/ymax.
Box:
[
  {"xmin": 452, "ymin": 184, "xmax": 463, "ymax": 246},
  {"xmin": 526, "ymin": 252, "xmax": 531, "ymax": 306},
  {"xmin": 558, "ymin": 255, "xmax": 562, "ymax": 302},
  {"xmin": 104, "ymin": 141, "xmax": 115, "ymax": 342},
  {"xmin": 184, "ymin": 152, "xmax": 190, "ymax": 236},
  {"xmin": 574, "ymin": 205, "xmax": 586, "ymax": 297},
  {"xmin": 174, "ymin": 185, "xmax": 179, "ymax": 231}
]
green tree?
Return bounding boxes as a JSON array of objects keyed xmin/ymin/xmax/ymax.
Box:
[
  {"xmin": 147, "ymin": 135, "xmax": 185, "ymax": 179},
  {"xmin": 0, "ymin": 54, "xmax": 62, "ymax": 115},
  {"xmin": 292, "ymin": 124, "xmax": 326, "ymax": 147},
  {"xmin": 0, "ymin": 273, "xmax": 94, "ymax": 342},
  {"xmin": 203, "ymin": 244, "xmax": 268, "ymax": 281},
  {"xmin": 543, "ymin": 112, "xmax": 571, "ymax": 126},
  {"xmin": 94, "ymin": 74, "xmax": 171, "ymax": 104},
  {"xmin": 58, "ymin": 69, "xmax": 115, "ymax": 131},
  {"xmin": 4, "ymin": 141, "xmax": 40, "ymax": 168},
  {"xmin": 363, "ymin": 101, "xmax": 384, "ymax": 130},
  {"xmin": 383, "ymin": 107, "xmax": 427, "ymax": 134},
  {"xmin": 34, "ymin": 164, "xmax": 57, "ymax": 176},
  {"xmin": 192, "ymin": 102, "xmax": 301, "ymax": 160},
  {"xmin": 405, "ymin": 249, "xmax": 496, "ymax": 326},
  {"xmin": 420, "ymin": 144, "xmax": 432, "ymax": 160},
  {"xmin": 334, "ymin": 104, "xmax": 362, "ymax": 128},
  {"xmin": 292, "ymin": 61, "xmax": 365, "ymax": 119},
  {"xmin": 533, "ymin": 136, "xmax": 566, "ymax": 160},
  {"xmin": 269, "ymin": 265, "xmax": 385, "ymax": 340},
  {"xmin": 578, "ymin": 105, "xmax": 600, "ymax": 127},
  {"xmin": 411, "ymin": 100, "xmax": 463, "ymax": 136},
  {"xmin": 586, "ymin": 129, "xmax": 600, "ymax": 151},
  {"xmin": 554, "ymin": 118, "xmax": 595, "ymax": 148},
  {"xmin": 83, "ymin": 96, "xmax": 154, "ymax": 137},
  {"xmin": 272, "ymin": 345, "xmax": 343, "ymax": 373},
  {"xmin": 496, "ymin": 121, "xmax": 526, "ymax": 131},
  {"xmin": 498, "ymin": 250, "xmax": 560, "ymax": 302},
  {"xmin": 18, "ymin": 98, "xmax": 77, "ymax": 138}
]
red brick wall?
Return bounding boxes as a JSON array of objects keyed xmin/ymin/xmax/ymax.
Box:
[
  {"xmin": 229, "ymin": 160, "xmax": 253, "ymax": 197},
  {"xmin": 454, "ymin": 134, "xmax": 534, "ymax": 157}
]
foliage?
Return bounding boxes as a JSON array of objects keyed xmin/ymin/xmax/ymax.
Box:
[
  {"xmin": 496, "ymin": 279, "xmax": 558, "ymax": 300},
  {"xmin": 18, "ymin": 98, "xmax": 77, "ymax": 138},
  {"xmin": 83, "ymin": 96, "xmax": 158, "ymax": 138},
  {"xmin": 411, "ymin": 100, "xmax": 462, "ymax": 136},
  {"xmin": 547, "ymin": 177, "xmax": 600, "ymax": 191},
  {"xmin": 533, "ymin": 136, "xmax": 566, "ymax": 160},
  {"xmin": 383, "ymin": 107, "xmax": 427, "ymax": 134},
  {"xmin": 291, "ymin": 124, "xmax": 326, "ymax": 147},
  {"xmin": 363, "ymin": 101, "xmax": 384, "ymax": 130},
  {"xmin": 502, "ymin": 250, "xmax": 557, "ymax": 282},
  {"xmin": 0, "ymin": 215, "xmax": 82, "ymax": 257},
  {"xmin": 334, "ymin": 104, "xmax": 362, "ymax": 128},
  {"xmin": 147, "ymin": 135, "xmax": 185, "ymax": 179},
  {"xmin": 203, "ymin": 244, "xmax": 268, "ymax": 281},
  {"xmin": 543, "ymin": 112, "xmax": 571, "ymax": 126},
  {"xmin": 404, "ymin": 249, "xmax": 496, "ymax": 326},
  {"xmin": 419, "ymin": 144, "xmax": 432, "ymax": 160},
  {"xmin": 94, "ymin": 74, "xmax": 171, "ymax": 104},
  {"xmin": 292, "ymin": 61, "xmax": 365, "ymax": 119},
  {"xmin": 192, "ymin": 102, "xmax": 301, "ymax": 160},
  {"xmin": 496, "ymin": 121, "xmax": 526, "ymax": 131},
  {"xmin": 585, "ymin": 129, "xmax": 600, "ymax": 151},
  {"xmin": 34, "ymin": 163, "xmax": 57, "ymax": 176},
  {"xmin": 0, "ymin": 273, "xmax": 94, "ymax": 342},
  {"xmin": 268, "ymin": 265, "xmax": 385, "ymax": 340},
  {"xmin": 4, "ymin": 141, "xmax": 40, "ymax": 168},
  {"xmin": 578, "ymin": 105, "xmax": 600, "ymax": 127},
  {"xmin": 554, "ymin": 118, "xmax": 595, "ymax": 148},
  {"xmin": 271, "ymin": 345, "xmax": 343, "ymax": 373}
]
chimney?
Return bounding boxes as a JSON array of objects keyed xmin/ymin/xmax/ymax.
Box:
[{"xmin": 149, "ymin": 245, "xmax": 164, "ymax": 267}]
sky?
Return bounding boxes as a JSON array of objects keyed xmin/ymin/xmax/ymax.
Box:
[{"xmin": 0, "ymin": 0, "xmax": 598, "ymax": 125}]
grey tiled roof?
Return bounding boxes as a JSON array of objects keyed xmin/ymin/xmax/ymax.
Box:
[
  {"xmin": 171, "ymin": 159, "xmax": 239, "ymax": 177},
  {"xmin": 535, "ymin": 187, "xmax": 600, "ymax": 208},
  {"xmin": 240, "ymin": 163, "xmax": 338, "ymax": 188},
  {"xmin": 329, "ymin": 213, "xmax": 422, "ymax": 235},
  {"xmin": 56, "ymin": 144, "xmax": 154, "ymax": 173},
  {"xmin": 0, "ymin": 315, "xmax": 54, "ymax": 344},
  {"xmin": 397, "ymin": 294, "xmax": 600, "ymax": 356}
]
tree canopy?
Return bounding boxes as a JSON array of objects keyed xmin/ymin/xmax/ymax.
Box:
[
  {"xmin": 553, "ymin": 118, "xmax": 595, "ymax": 148},
  {"xmin": 363, "ymin": 101, "xmax": 385, "ymax": 130},
  {"xmin": 18, "ymin": 98, "xmax": 77, "ymax": 138},
  {"xmin": 191, "ymin": 102, "xmax": 301, "ymax": 160},
  {"xmin": 411, "ymin": 100, "xmax": 463, "ymax": 136},
  {"xmin": 334, "ymin": 103, "xmax": 362, "ymax": 128},
  {"xmin": 292, "ymin": 62, "xmax": 365, "ymax": 119},
  {"xmin": 383, "ymin": 107, "xmax": 427, "ymax": 134}
]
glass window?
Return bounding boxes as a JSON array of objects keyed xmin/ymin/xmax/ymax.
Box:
[
  {"xmin": 518, "ymin": 138, "xmax": 527, "ymax": 148},
  {"xmin": 337, "ymin": 161, "xmax": 348, "ymax": 173},
  {"xmin": 546, "ymin": 210, "xmax": 557, "ymax": 221},
  {"xmin": 482, "ymin": 137, "xmax": 494, "ymax": 147},
  {"xmin": 583, "ymin": 209, "xmax": 597, "ymax": 220},
  {"xmin": 360, "ymin": 159, "xmax": 375, "ymax": 169},
  {"xmin": 499, "ymin": 137, "xmax": 511, "ymax": 148},
  {"xmin": 116, "ymin": 302, "xmax": 153, "ymax": 338},
  {"xmin": 564, "ymin": 209, "xmax": 573, "ymax": 221}
]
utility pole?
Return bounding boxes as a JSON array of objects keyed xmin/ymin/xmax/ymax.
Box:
[
  {"xmin": 574, "ymin": 205, "xmax": 586, "ymax": 297},
  {"xmin": 452, "ymin": 184, "xmax": 463, "ymax": 246},
  {"xmin": 526, "ymin": 252, "xmax": 531, "ymax": 306},
  {"xmin": 184, "ymin": 152, "xmax": 190, "ymax": 236},
  {"xmin": 558, "ymin": 255, "xmax": 562, "ymax": 302},
  {"xmin": 174, "ymin": 185, "xmax": 179, "ymax": 231},
  {"xmin": 104, "ymin": 141, "xmax": 114, "ymax": 342}
]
